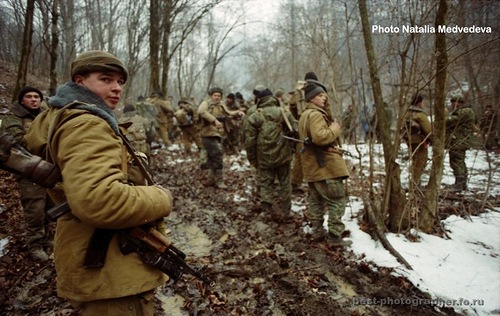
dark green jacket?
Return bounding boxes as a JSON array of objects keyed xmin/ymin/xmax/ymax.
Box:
[
  {"xmin": 446, "ymin": 105, "xmax": 476, "ymax": 150},
  {"xmin": 244, "ymin": 96, "xmax": 296, "ymax": 169}
]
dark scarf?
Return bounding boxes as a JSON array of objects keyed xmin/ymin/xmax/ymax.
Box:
[{"xmin": 49, "ymin": 82, "xmax": 120, "ymax": 135}]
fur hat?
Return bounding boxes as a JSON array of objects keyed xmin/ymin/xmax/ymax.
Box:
[
  {"xmin": 450, "ymin": 95, "xmax": 464, "ymax": 103},
  {"xmin": 18, "ymin": 86, "xmax": 44, "ymax": 104},
  {"xmin": 226, "ymin": 93, "xmax": 235, "ymax": 100},
  {"xmin": 208, "ymin": 87, "xmax": 223, "ymax": 95},
  {"xmin": 304, "ymin": 71, "xmax": 318, "ymax": 81},
  {"xmin": 304, "ymin": 83, "xmax": 325, "ymax": 102},
  {"xmin": 411, "ymin": 94, "xmax": 424, "ymax": 106},
  {"xmin": 123, "ymin": 104, "xmax": 136, "ymax": 113},
  {"xmin": 253, "ymin": 84, "xmax": 266, "ymax": 96},
  {"xmin": 71, "ymin": 50, "xmax": 128, "ymax": 83},
  {"xmin": 257, "ymin": 88, "xmax": 273, "ymax": 100}
]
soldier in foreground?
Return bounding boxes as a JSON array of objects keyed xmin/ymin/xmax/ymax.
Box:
[
  {"xmin": 244, "ymin": 88, "xmax": 297, "ymax": 220},
  {"xmin": 24, "ymin": 50, "xmax": 173, "ymax": 315},
  {"xmin": 0, "ymin": 86, "xmax": 51, "ymax": 261},
  {"xmin": 298, "ymin": 82, "xmax": 351, "ymax": 246}
]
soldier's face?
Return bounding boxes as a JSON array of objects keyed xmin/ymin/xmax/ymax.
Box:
[
  {"xmin": 22, "ymin": 92, "xmax": 41, "ymax": 110},
  {"xmin": 311, "ymin": 93, "xmax": 327, "ymax": 107},
  {"xmin": 211, "ymin": 93, "xmax": 222, "ymax": 103},
  {"xmin": 75, "ymin": 71, "xmax": 124, "ymax": 109}
]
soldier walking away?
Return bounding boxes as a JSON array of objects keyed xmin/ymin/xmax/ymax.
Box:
[
  {"xmin": 480, "ymin": 104, "xmax": 498, "ymax": 150},
  {"xmin": 402, "ymin": 94, "xmax": 432, "ymax": 188},
  {"xmin": 198, "ymin": 87, "xmax": 245, "ymax": 188},
  {"xmin": 135, "ymin": 95, "xmax": 159, "ymax": 147},
  {"xmin": 119, "ymin": 104, "xmax": 151, "ymax": 158},
  {"xmin": 24, "ymin": 50, "xmax": 173, "ymax": 315},
  {"xmin": 298, "ymin": 82, "xmax": 351, "ymax": 247},
  {"xmin": 150, "ymin": 92, "xmax": 175, "ymax": 147},
  {"xmin": 446, "ymin": 96, "xmax": 476, "ymax": 191},
  {"xmin": 175, "ymin": 98, "xmax": 203, "ymax": 155},
  {"xmin": 244, "ymin": 88, "xmax": 297, "ymax": 221},
  {"xmin": 0, "ymin": 86, "xmax": 51, "ymax": 261}
]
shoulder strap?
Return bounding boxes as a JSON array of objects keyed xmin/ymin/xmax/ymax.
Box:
[{"xmin": 279, "ymin": 104, "xmax": 293, "ymax": 132}]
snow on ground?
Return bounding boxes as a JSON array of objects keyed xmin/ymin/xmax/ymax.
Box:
[
  {"xmin": 2, "ymin": 143, "xmax": 498, "ymax": 315},
  {"xmin": 340, "ymin": 143, "xmax": 500, "ymax": 315}
]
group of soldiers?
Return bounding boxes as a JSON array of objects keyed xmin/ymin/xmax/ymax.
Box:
[{"xmin": 1, "ymin": 48, "xmax": 495, "ymax": 315}]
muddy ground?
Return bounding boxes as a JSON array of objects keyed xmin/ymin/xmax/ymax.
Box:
[{"xmin": 0, "ymin": 144, "xmax": 464, "ymax": 316}]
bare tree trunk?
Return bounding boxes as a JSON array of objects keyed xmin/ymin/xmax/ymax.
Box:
[
  {"xmin": 13, "ymin": 0, "xmax": 36, "ymax": 102},
  {"xmin": 160, "ymin": 0, "xmax": 172, "ymax": 96},
  {"xmin": 149, "ymin": 0, "xmax": 160, "ymax": 94},
  {"xmin": 419, "ymin": 0, "xmax": 449, "ymax": 232},
  {"xmin": 49, "ymin": 0, "xmax": 59, "ymax": 96},
  {"xmin": 358, "ymin": 0, "xmax": 405, "ymax": 229}
]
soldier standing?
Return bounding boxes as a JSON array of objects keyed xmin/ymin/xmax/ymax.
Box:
[
  {"xmin": 198, "ymin": 87, "xmax": 244, "ymax": 188},
  {"xmin": 299, "ymin": 82, "xmax": 351, "ymax": 246},
  {"xmin": 0, "ymin": 86, "xmax": 51, "ymax": 261},
  {"xmin": 244, "ymin": 88, "xmax": 297, "ymax": 220},
  {"xmin": 446, "ymin": 96, "xmax": 476, "ymax": 191},
  {"xmin": 402, "ymin": 94, "xmax": 432, "ymax": 188},
  {"xmin": 24, "ymin": 50, "xmax": 173, "ymax": 315},
  {"xmin": 119, "ymin": 104, "xmax": 151, "ymax": 158},
  {"xmin": 480, "ymin": 104, "xmax": 498, "ymax": 150},
  {"xmin": 150, "ymin": 92, "xmax": 174, "ymax": 146},
  {"xmin": 174, "ymin": 98, "xmax": 203, "ymax": 155}
]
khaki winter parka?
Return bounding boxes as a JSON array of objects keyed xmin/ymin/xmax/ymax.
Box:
[
  {"xmin": 298, "ymin": 103, "xmax": 349, "ymax": 182},
  {"xmin": 198, "ymin": 99, "xmax": 241, "ymax": 138},
  {"xmin": 24, "ymin": 82, "xmax": 171, "ymax": 302}
]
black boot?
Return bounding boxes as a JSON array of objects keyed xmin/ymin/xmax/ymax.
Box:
[{"xmin": 310, "ymin": 221, "xmax": 327, "ymax": 242}]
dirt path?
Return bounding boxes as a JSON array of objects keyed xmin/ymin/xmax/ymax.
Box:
[{"xmin": 0, "ymin": 147, "xmax": 460, "ymax": 315}]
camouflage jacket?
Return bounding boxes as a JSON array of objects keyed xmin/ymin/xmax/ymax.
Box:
[
  {"xmin": 0, "ymin": 101, "xmax": 41, "ymax": 146},
  {"xmin": 244, "ymin": 96, "xmax": 296, "ymax": 169},
  {"xmin": 446, "ymin": 105, "xmax": 476, "ymax": 150}
]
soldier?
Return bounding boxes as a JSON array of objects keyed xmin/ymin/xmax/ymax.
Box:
[
  {"xmin": 289, "ymin": 71, "xmax": 325, "ymax": 192},
  {"xmin": 0, "ymin": 86, "xmax": 51, "ymax": 261},
  {"xmin": 446, "ymin": 96, "xmax": 476, "ymax": 191},
  {"xmin": 342, "ymin": 104, "xmax": 356, "ymax": 144},
  {"xmin": 119, "ymin": 104, "xmax": 151, "ymax": 158},
  {"xmin": 480, "ymin": 104, "xmax": 498, "ymax": 150},
  {"xmin": 135, "ymin": 95, "xmax": 159, "ymax": 147},
  {"xmin": 299, "ymin": 82, "xmax": 351, "ymax": 246},
  {"xmin": 244, "ymin": 88, "xmax": 297, "ymax": 220},
  {"xmin": 24, "ymin": 50, "xmax": 172, "ymax": 315},
  {"xmin": 223, "ymin": 93, "xmax": 241, "ymax": 155},
  {"xmin": 150, "ymin": 92, "xmax": 174, "ymax": 146},
  {"xmin": 402, "ymin": 94, "xmax": 432, "ymax": 188},
  {"xmin": 174, "ymin": 98, "xmax": 202, "ymax": 155},
  {"xmin": 198, "ymin": 87, "xmax": 245, "ymax": 188}
]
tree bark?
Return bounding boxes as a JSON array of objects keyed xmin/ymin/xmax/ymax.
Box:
[
  {"xmin": 49, "ymin": 0, "xmax": 59, "ymax": 96},
  {"xmin": 149, "ymin": 0, "xmax": 161, "ymax": 94},
  {"xmin": 419, "ymin": 0, "xmax": 449, "ymax": 232},
  {"xmin": 13, "ymin": 0, "xmax": 36, "ymax": 102}
]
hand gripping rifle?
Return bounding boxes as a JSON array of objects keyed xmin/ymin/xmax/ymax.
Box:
[{"xmin": 0, "ymin": 133, "xmax": 215, "ymax": 287}]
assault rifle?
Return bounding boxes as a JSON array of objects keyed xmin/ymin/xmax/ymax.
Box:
[
  {"xmin": 0, "ymin": 133, "xmax": 215, "ymax": 287},
  {"xmin": 282, "ymin": 135, "xmax": 360, "ymax": 163}
]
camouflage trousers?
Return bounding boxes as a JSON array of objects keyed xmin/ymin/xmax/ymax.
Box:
[
  {"xmin": 307, "ymin": 178, "xmax": 346, "ymax": 238},
  {"xmin": 180, "ymin": 126, "xmax": 202, "ymax": 153},
  {"xmin": 18, "ymin": 178, "xmax": 47, "ymax": 246},
  {"xmin": 449, "ymin": 147, "xmax": 467, "ymax": 177},
  {"xmin": 201, "ymin": 137, "xmax": 223, "ymax": 170},
  {"xmin": 259, "ymin": 163, "xmax": 292, "ymax": 210},
  {"xmin": 291, "ymin": 144, "xmax": 303, "ymax": 187}
]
